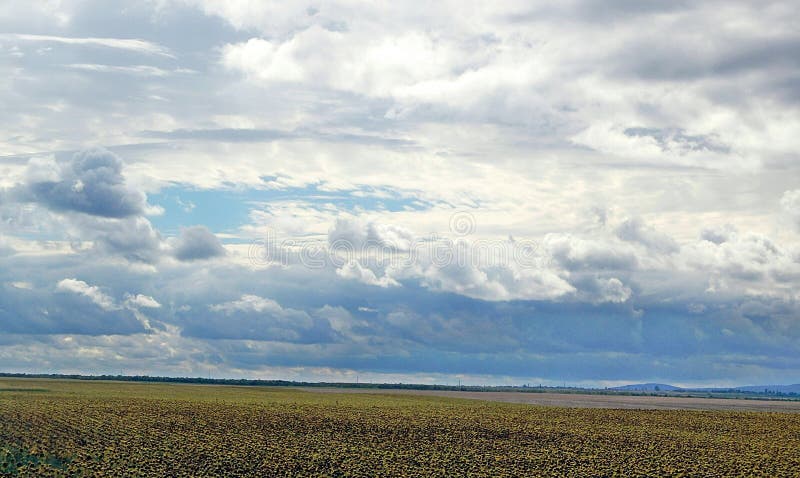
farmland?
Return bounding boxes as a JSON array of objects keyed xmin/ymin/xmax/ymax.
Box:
[
  {"xmin": 1, "ymin": 378, "xmax": 799, "ymax": 476},
  {"xmin": 308, "ymin": 387, "xmax": 800, "ymax": 413}
]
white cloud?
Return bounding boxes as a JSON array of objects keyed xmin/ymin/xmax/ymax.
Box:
[
  {"xmin": 124, "ymin": 294, "xmax": 161, "ymax": 309},
  {"xmin": 329, "ymin": 217, "xmax": 415, "ymax": 251},
  {"xmin": 56, "ymin": 278, "xmax": 117, "ymax": 311},
  {"xmin": 683, "ymin": 232, "xmax": 800, "ymax": 300},
  {"xmin": 65, "ymin": 64, "xmax": 187, "ymax": 77},
  {"xmin": 210, "ymin": 294, "xmax": 284, "ymax": 314},
  {"xmin": 328, "ymin": 217, "xmax": 575, "ymax": 301},
  {"xmin": 595, "ymin": 277, "xmax": 632, "ymax": 304},
  {"xmin": 336, "ymin": 260, "xmax": 399, "ymax": 288},
  {"xmin": 222, "ymin": 27, "xmax": 459, "ymax": 98},
  {"xmin": 210, "ymin": 1, "xmax": 799, "ymax": 177},
  {"xmin": 183, "ymin": 0, "xmax": 317, "ymax": 33},
  {"xmin": 0, "ymin": 33, "xmax": 172, "ymax": 56}
]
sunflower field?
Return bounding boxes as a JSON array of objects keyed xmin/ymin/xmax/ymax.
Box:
[{"xmin": 0, "ymin": 378, "xmax": 798, "ymax": 477}]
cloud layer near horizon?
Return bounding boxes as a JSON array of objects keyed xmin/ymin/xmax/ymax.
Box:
[{"xmin": 0, "ymin": 0, "xmax": 799, "ymax": 387}]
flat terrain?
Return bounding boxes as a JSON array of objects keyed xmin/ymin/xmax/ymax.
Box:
[
  {"xmin": 1, "ymin": 378, "xmax": 800, "ymax": 476},
  {"xmin": 305, "ymin": 387, "xmax": 800, "ymax": 412}
]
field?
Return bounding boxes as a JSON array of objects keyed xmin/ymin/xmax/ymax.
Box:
[
  {"xmin": 1, "ymin": 379, "xmax": 799, "ymax": 476},
  {"xmin": 307, "ymin": 388, "xmax": 800, "ymax": 412}
]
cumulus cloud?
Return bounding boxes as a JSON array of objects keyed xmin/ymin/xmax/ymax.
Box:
[
  {"xmin": 336, "ymin": 260, "xmax": 399, "ymax": 288},
  {"xmin": 329, "ymin": 217, "xmax": 415, "ymax": 252},
  {"xmin": 21, "ymin": 148, "xmax": 147, "ymax": 218},
  {"xmin": 328, "ymin": 217, "xmax": 574, "ymax": 301},
  {"xmin": 171, "ymin": 225, "xmax": 226, "ymax": 261},
  {"xmin": 684, "ymin": 232, "xmax": 800, "ymax": 298},
  {"xmin": 1, "ymin": 0, "xmax": 800, "ymax": 385},
  {"xmin": 91, "ymin": 216, "xmax": 163, "ymax": 263},
  {"xmin": 2, "ymin": 149, "xmax": 173, "ymax": 264},
  {"xmin": 574, "ymin": 276, "xmax": 632, "ymax": 304},
  {"xmin": 404, "ymin": 239, "xmax": 577, "ymax": 301},
  {"xmin": 545, "ymin": 234, "xmax": 638, "ymax": 271},
  {"xmin": 598, "ymin": 278, "xmax": 632, "ymax": 304}
]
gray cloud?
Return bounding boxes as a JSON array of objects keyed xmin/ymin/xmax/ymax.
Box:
[
  {"xmin": 615, "ymin": 218, "xmax": 679, "ymax": 254},
  {"xmin": 651, "ymin": 38, "xmax": 797, "ymax": 81},
  {"xmin": 91, "ymin": 216, "xmax": 163, "ymax": 263},
  {"xmin": 509, "ymin": 1, "xmax": 694, "ymax": 24},
  {"xmin": 0, "ymin": 235, "xmax": 13, "ymax": 256},
  {"xmin": 178, "ymin": 294, "xmax": 337, "ymax": 343},
  {"xmin": 0, "ymin": 280, "xmax": 145, "ymax": 336},
  {"xmin": 2, "ymin": 149, "xmax": 173, "ymax": 264},
  {"xmin": 171, "ymin": 225, "xmax": 226, "ymax": 261},
  {"xmin": 22, "ymin": 148, "xmax": 147, "ymax": 218},
  {"xmin": 141, "ymin": 128, "xmax": 291, "ymax": 142},
  {"xmin": 545, "ymin": 234, "xmax": 639, "ymax": 271},
  {"xmin": 781, "ymin": 190, "xmax": 800, "ymax": 230},
  {"xmin": 623, "ymin": 128, "xmax": 730, "ymax": 155},
  {"xmin": 700, "ymin": 224, "xmax": 737, "ymax": 245}
]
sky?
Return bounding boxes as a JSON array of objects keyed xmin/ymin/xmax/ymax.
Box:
[{"xmin": 0, "ymin": 1, "xmax": 799, "ymax": 387}]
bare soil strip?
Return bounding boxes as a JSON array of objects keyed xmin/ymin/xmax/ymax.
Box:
[{"xmin": 302, "ymin": 388, "xmax": 800, "ymax": 412}]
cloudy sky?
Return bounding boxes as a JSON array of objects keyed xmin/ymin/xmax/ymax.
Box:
[{"xmin": 1, "ymin": 1, "xmax": 799, "ymax": 387}]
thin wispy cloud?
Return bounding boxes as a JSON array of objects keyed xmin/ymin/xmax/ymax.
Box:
[
  {"xmin": 0, "ymin": 33, "xmax": 173, "ymax": 56},
  {"xmin": 65, "ymin": 63, "xmax": 193, "ymax": 76}
]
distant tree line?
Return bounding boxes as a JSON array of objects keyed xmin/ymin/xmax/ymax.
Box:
[{"xmin": 0, "ymin": 372, "xmax": 796, "ymax": 399}]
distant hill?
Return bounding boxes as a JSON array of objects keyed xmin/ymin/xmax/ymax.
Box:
[
  {"xmin": 612, "ymin": 382, "xmax": 800, "ymax": 395},
  {"xmin": 730, "ymin": 384, "xmax": 800, "ymax": 394},
  {"xmin": 611, "ymin": 383, "xmax": 681, "ymax": 392}
]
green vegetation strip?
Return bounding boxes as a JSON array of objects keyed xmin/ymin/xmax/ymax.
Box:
[
  {"xmin": 0, "ymin": 389, "xmax": 49, "ymax": 393},
  {"xmin": 1, "ymin": 444, "xmax": 70, "ymax": 475}
]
